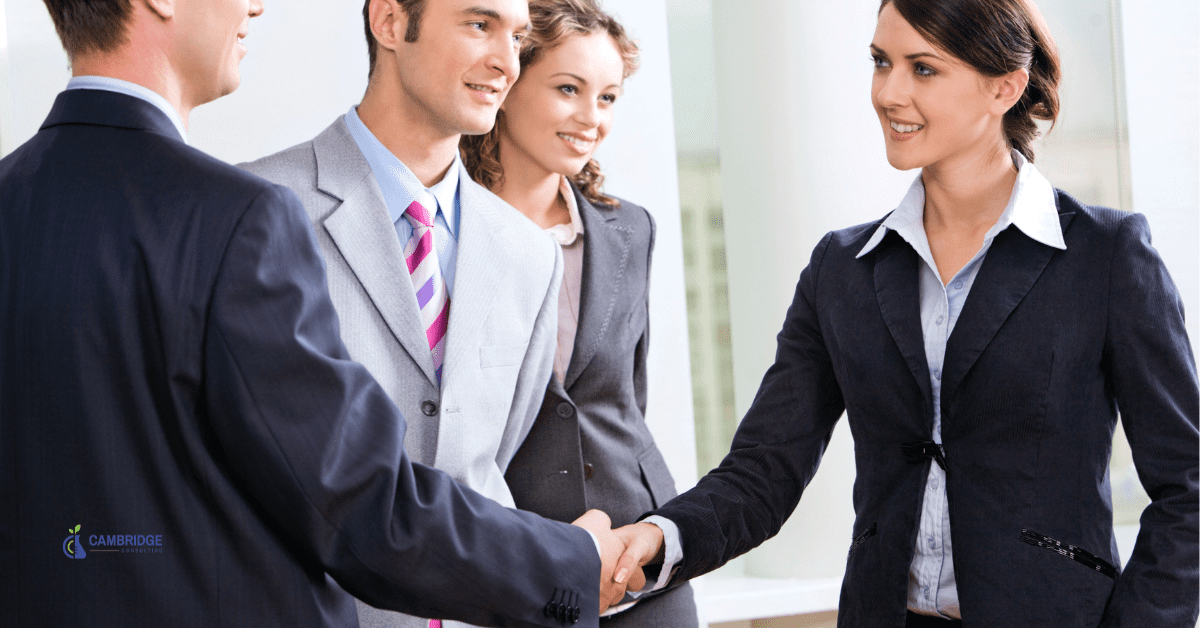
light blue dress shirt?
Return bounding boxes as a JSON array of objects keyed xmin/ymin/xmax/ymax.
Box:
[
  {"xmin": 66, "ymin": 76, "xmax": 188, "ymax": 143},
  {"xmin": 645, "ymin": 151, "xmax": 1066, "ymax": 614},
  {"xmin": 343, "ymin": 106, "xmax": 461, "ymax": 296},
  {"xmin": 856, "ymin": 149, "xmax": 1066, "ymax": 619}
]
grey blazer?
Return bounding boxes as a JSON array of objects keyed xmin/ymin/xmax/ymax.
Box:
[
  {"xmin": 505, "ymin": 186, "xmax": 697, "ymax": 626},
  {"xmin": 242, "ymin": 118, "xmax": 562, "ymax": 628}
]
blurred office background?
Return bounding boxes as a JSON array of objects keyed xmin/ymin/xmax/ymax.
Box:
[{"xmin": 2, "ymin": 0, "xmax": 1196, "ymax": 626}]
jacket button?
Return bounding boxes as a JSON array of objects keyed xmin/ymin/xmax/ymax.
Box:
[
  {"xmin": 583, "ymin": 463, "xmax": 594, "ymax": 480},
  {"xmin": 556, "ymin": 402, "xmax": 574, "ymax": 418},
  {"xmin": 421, "ymin": 401, "xmax": 438, "ymax": 416}
]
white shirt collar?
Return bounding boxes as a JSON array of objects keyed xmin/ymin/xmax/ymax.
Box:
[
  {"xmin": 545, "ymin": 176, "xmax": 586, "ymax": 245},
  {"xmin": 66, "ymin": 76, "xmax": 188, "ymax": 144},
  {"xmin": 858, "ymin": 149, "xmax": 1065, "ymax": 258}
]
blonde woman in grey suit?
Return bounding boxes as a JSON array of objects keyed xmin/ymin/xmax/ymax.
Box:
[{"xmin": 461, "ymin": 1, "xmax": 698, "ymax": 626}]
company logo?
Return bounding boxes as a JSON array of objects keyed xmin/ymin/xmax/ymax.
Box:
[
  {"xmin": 62, "ymin": 524, "xmax": 86, "ymax": 559},
  {"xmin": 62, "ymin": 523, "xmax": 165, "ymax": 559}
]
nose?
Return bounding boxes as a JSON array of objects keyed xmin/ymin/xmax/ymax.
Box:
[
  {"xmin": 489, "ymin": 36, "xmax": 521, "ymax": 85},
  {"xmin": 248, "ymin": 0, "xmax": 264, "ymax": 18},
  {"xmin": 574, "ymin": 99, "xmax": 602, "ymax": 128},
  {"xmin": 874, "ymin": 66, "xmax": 910, "ymax": 109}
]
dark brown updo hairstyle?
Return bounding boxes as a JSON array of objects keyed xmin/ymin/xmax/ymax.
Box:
[
  {"xmin": 880, "ymin": 0, "xmax": 1061, "ymax": 161},
  {"xmin": 460, "ymin": 0, "xmax": 640, "ymax": 208}
]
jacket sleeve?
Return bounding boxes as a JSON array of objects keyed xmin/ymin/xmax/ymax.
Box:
[
  {"xmin": 650, "ymin": 232, "xmax": 847, "ymax": 583},
  {"xmin": 1100, "ymin": 212, "xmax": 1199, "ymax": 628},
  {"xmin": 203, "ymin": 184, "xmax": 599, "ymax": 627},
  {"xmin": 632, "ymin": 207, "xmax": 656, "ymax": 421}
]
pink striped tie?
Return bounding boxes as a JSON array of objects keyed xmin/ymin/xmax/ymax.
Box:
[
  {"xmin": 402, "ymin": 193, "xmax": 450, "ymax": 384},
  {"xmin": 428, "ymin": 621, "xmax": 441, "ymax": 628}
]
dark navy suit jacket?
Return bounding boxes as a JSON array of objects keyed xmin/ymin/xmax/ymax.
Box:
[
  {"xmin": 0, "ymin": 89, "xmax": 598, "ymax": 627},
  {"xmin": 651, "ymin": 192, "xmax": 1198, "ymax": 627}
]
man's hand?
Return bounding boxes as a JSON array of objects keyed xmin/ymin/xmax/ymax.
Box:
[
  {"xmin": 571, "ymin": 509, "xmax": 647, "ymax": 612},
  {"xmin": 612, "ymin": 522, "xmax": 665, "ymax": 589}
]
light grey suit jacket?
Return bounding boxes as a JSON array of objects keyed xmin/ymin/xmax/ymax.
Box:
[{"xmin": 242, "ymin": 117, "xmax": 562, "ymax": 628}]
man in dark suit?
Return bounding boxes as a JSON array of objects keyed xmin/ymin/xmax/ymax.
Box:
[{"xmin": 0, "ymin": 0, "xmax": 638, "ymax": 626}]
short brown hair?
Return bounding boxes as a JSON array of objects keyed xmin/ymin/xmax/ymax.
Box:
[
  {"xmin": 364, "ymin": 0, "xmax": 426, "ymax": 78},
  {"xmin": 880, "ymin": 0, "xmax": 1061, "ymax": 161},
  {"xmin": 42, "ymin": 0, "xmax": 133, "ymax": 59},
  {"xmin": 460, "ymin": 0, "xmax": 639, "ymax": 208}
]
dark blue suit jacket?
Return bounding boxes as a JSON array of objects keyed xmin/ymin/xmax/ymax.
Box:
[
  {"xmin": 651, "ymin": 192, "xmax": 1198, "ymax": 627},
  {"xmin": 0, "ymin": 89, "xmax": 598, "ymax": 627}
]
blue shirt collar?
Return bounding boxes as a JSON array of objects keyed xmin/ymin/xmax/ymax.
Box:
[
  {"xmin": 858, "ymin": 149, "xmax": 1066, "ymax": 259},
  {"xmin": 343, "ymin": 106, "xmax": 460, "ymax": 233},
  {"xmin": 66, "ymin": 76, "xmax": 188, "ymax": 144}
]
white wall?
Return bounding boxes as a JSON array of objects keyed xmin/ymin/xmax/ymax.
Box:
[
  {"xmin": 1119, "ymin": 1, "xmax": 1199, "ymax": 359},
  {"xmin": 709, "ymin": 1, "xmax": 910, "ymax": 580},
  {"xmin": 0, "ymin": 0, "xmax": 698, "ymax": 489}
]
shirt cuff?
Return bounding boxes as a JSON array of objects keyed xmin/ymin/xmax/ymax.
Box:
[
  {"xmin": 630, "ymin": 515, "xmax": 681, "ymax": 594},
  {"xmin": 584, "ymin": 529, "xmax": 602, "ymax": 559}
]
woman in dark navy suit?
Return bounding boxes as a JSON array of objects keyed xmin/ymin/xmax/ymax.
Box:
[
  {"xmin": 614, "ymin": 1, "xmax": 1198, "ymax": 627},
  {"xmin": 460, "ymin": 0, "xmax": 698, "ymax": 626}
]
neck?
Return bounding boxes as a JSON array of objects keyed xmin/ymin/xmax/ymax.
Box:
[
  {"xmin": 71, "ymin": 44, "xmax": 190, "ymax": 129},
  {"xmin": 358, "ymin": 76, "xmax": 461, "ymax": 187},
  {"xmin": 495, "ymin": 134, "xmax": 567, "ymax": 229},
  {"xmin": 921, "ymin": 140, "xmax": 1017, "ymax": 232}
]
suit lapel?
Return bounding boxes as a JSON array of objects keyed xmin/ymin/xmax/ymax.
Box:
[
  {"xmin": 440, "ymin": 168, "xmax": 507, "ymax": 384},
  {"xmin": 565, "ymin": 190, "xmax": 629, "ymax": 390},
  {"xmin": 313, "ymin": 122, "xmax": 438, "ymax": 386},
  {"xmin": 942, "ymin": 210, "xmax": 1075, "ymax": 398},
  {"xmin": 873, "ymin": 232, "xmax": 934, "ymax": 417}
]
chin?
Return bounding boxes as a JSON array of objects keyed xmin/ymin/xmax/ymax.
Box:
[
  {"xmin": 884, "ymin": 149, "xmax": 924, "ymax": 172},
  {"xmin": 457, "ymin": 109, "xmax": 501, "ymax": 137}
]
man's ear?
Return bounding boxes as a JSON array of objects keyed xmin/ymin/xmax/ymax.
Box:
[
  {"xmin": 142, "ymin": 0, "xmax": 175, "ymax": 20},
  {"xmin": 368, "ymin": 0, "xmax": 407, "ymax": 53},
  {"xmin": 991, "ymin": 67, "xmax": 1030, "ymax": 116}
]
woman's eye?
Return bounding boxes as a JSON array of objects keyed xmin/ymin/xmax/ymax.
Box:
[
  {"xmin": 872, "ymin": 55, "xmax": 890, "ymax": 69},
  {"xmin": 600, "ymin": 94, "xmax": 617, "ymax": 104},
  {"xmin": 915, "ymin": 63, "xmax": 936, "ymax": 77},
  {"xmin": 512, "ymin": 33, "xmax": 525, "ymax": 46},
  {"xmin": 469, "ymin": 21, "xmax": 485, "ymax": 30},
  {"xmin": 558, "ymin": 85, "xmax": 577, "ymax": 95}
]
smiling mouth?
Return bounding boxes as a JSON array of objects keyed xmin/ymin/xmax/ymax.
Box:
[
  {"xmin": 890, "ymin": 120, "xmax": 924, "ymax": 133},
  {"xmin": 467, "ymin": 83, "xmax": 500, "ymax": 95},
  {"xmin": 557, "ymin": 133, "xmax": 595, "ymax": 148}
]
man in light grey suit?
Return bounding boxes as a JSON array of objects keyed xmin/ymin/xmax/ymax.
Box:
[{"xmin": 243, "ymin": 0, "xmax": 568, "ymax": 626}]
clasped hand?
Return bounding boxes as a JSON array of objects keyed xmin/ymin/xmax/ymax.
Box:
[{"xmin": 570, "ymin": 510, "xmax": 666, "ymax": 613}]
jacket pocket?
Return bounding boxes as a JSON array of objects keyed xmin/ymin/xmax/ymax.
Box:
[
  {"xmin": 479, "ymin": 343, "xmax": 526, "ymax": 368},
  {"xmin": 637, "ymin": 447, "xmax": 678, "ymax": 509},
  {"xmin": 1019, "ymin": 529, "xmax": 1117, "ymax": 579},
  {"xmin": 848, "ymin": 523, "xmax": 877, "ymax": 555}
]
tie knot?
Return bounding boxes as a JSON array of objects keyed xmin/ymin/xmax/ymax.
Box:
[{"xmin": 405, "ymin": 193, "xmax": 437, "ymax": 229}]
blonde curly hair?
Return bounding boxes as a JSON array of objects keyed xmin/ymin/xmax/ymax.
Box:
[{"xmin": 460, "ymin": 0, "xmax": 640, "ymax": 208}]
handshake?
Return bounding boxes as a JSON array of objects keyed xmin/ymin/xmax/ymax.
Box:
[{"xmin": 570, "ymin": 510, "xmax": 669, "ymax": 613}]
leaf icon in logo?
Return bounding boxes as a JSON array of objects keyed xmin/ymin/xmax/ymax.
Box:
[{"xmin": 73, "ymin": 525, "xmax": 81, "ymax": 533}]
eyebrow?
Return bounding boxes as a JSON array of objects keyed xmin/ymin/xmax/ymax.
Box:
[
  {"xmin": 550, "ymin": 72, "xmax": 588, "ymax": 84},
  {"xmin": 463, "ymin": 6, "xmax": 532, "ymax": 31},
  {"xmin": 869, "ymin": 44, "xmax": 944, "ymax": 62}
]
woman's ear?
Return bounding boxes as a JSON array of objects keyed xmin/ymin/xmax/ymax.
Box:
[{"xmin": 992, "ymin": 67, "xmax": 1030, "ymax": 116}]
